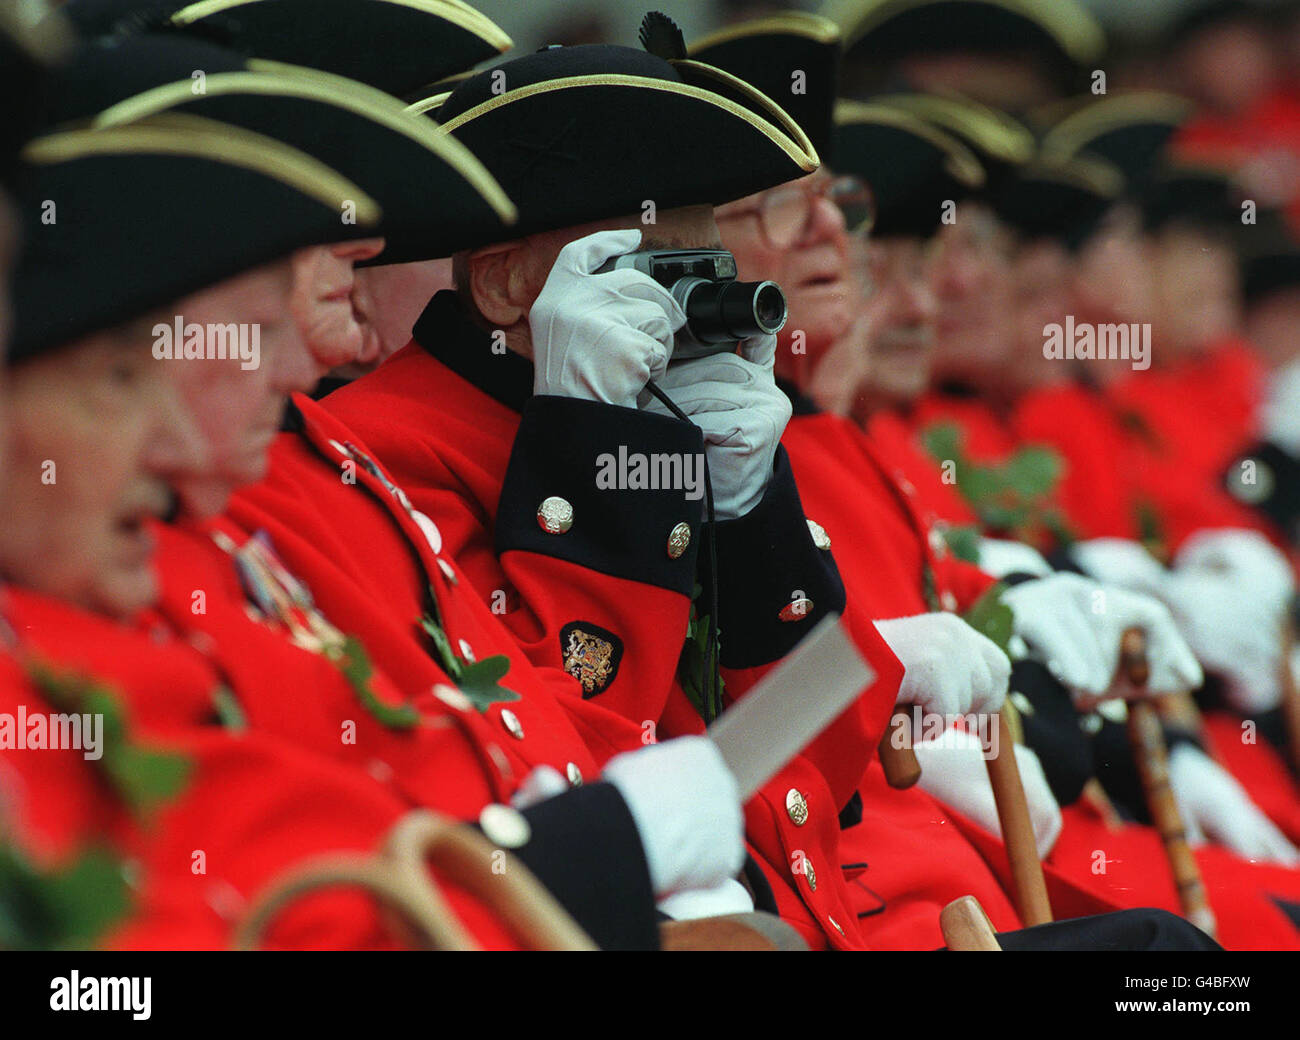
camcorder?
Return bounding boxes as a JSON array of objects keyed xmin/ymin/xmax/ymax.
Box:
[{"xmin": 596, "ymin": 249, "xmax": 787, "ymax": 361}]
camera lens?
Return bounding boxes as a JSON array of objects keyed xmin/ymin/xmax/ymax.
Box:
[{"xmin": 672, "ymin": 277, "xmax": 788, "ymax": 344}]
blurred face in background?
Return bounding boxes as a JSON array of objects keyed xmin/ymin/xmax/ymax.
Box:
[
  {"xmin": 717, "ymin": 172, "xmax": 868, "ymax": 384},
  {"xmin": 1176, "ymin": 19, "xmax": 1277, "ymax": 115},
  {"xmin": 1010, "ymin": 237, "xmax": 1074, "ymax": 392},
  {"xmin": 171, "ymin": 260, "xmax": 310, "ymax": 519},
  {"xmin": 838, "ymin": 233, "xmax": 937, "ymax": 422},
  {"xmin": 1245, "ymin": 286, "xmax": 1300, "ymax": 370},
  {"xmin": 1148, "ymin": 224, "xmax": 1240, "ymax": 361},
  {"xmin": 929, "ymin": 201, "xmax": 1015, "ymax": 390},
  {"xmin": 290, "ymin": 238, "xmax": 386, "ymax": 374},
  {"xmin": 347, "ymin": 255, "xmax": 455, "ymax": 376},
  {"xmin": 1072, "ymin": 203, "xmax": 1156, "ymax": 332},
  {"xmin": 0, "ymin": 327, "xmax": 204, "ymax": 618}
]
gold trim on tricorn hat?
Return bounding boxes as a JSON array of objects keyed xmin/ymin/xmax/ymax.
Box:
[
  {"xmin": 834, "ymin": 100, "xmax": 985, "ymax": 188},
  {"xmin": 872, "ymin": 92, "xmax": 1035, "ymax": 167},
  {"xmin": 1040, "ymin": 91, "xmax": 1193, "ymax": 161},
  {"xmin": 437, "ymin": 71, "xmax": 818, "ymax": 172},
  {"xmin": 93, "ymin": 59, "xmax": 516, "ymax": 224},
  {"xmin": 171, "ymin": 0, "xmax": 511, "ymax": 51},
  {"xmin": 25, "ymin": 112, "xmax": 381, "ymax": 221}
]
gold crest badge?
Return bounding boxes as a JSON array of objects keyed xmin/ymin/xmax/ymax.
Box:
[{"xmin": 561, "ymin": 624, "xmax": 620, "ymax": 696}]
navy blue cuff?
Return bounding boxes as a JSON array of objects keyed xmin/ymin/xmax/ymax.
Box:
[
  {"xmin": 496, "ymin": 396, "xmax": 705, "ymax": 595},
  {"xmin": 506, "ymin": 781, "xmax": 660, "ymax": 951},
  {"xmin": 701, "ymin": 446, "xmax": 846, "ymax": 669}
]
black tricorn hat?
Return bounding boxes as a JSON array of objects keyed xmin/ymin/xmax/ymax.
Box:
[
  {"xmin": 1039, "ymin": 92, "xmax": 1193, "ymax": 192},
  {"xmin": 1237, "ymin": 208, "xmax": 1300, "ymax": 304},
  {"xmin": 827, "ymin": 0, "xmax": 1105, "ymax": 82},
  {"xmin": 0, "ymin": 3, "xmax": 73, "ymax": 183},
  {"xmin": 47, "ymin": 33, "xmax": 516, "ymax": 264},
  {"xmin": 61, "ymin": 0, "xmax": 512, "ymax": 98},
  {"xmin": 11, "ymin": 114, "xmax": 381, "ymax": 360},
  {"xmin": 688, "ymin": 12, "xmax": 843, "ymax": 160},
  {"xmin": 831, "ymin": 99, "xmax": 985, "ymax": 237},
  {"xmin": 870, "ymin": 91, "xmax": 1035, "ymax": 193},
  {"xmin": 414, "ymin": 42, "xmax": 820, "ymax": 243},
  {"xmin": 994, "ymin": 153, "xmax": 1122, "ymax": 249},
  {"xmin": 1138, "ymin": 163, "xmax": 1243, "ymax": 235}
]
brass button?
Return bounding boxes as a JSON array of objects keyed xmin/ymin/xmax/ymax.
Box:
[
  {"xmin": 939, "ymin": 590, "xmax": 958, "ymax": 612},
  {"xmin": 779, "ymin": 598, "xmax": 814, "ymax": 622},
  {"xmin": 537, "ymin": 496, "xmax": 574, "ymax": 534},
  {"xmin": 666, "ymin": 522, "xmax": 691, "ymax": 559},
  {"xmin": 411, "ymin": 509, "xmax": 443, "ymax": 554},
  {"xmin": 500, "ymin": 708, "xmax": 525, "ymax": 740},
  {"xmin": 433, "ymin": 683, "xmax": 472, "ymax": 713},
  {"xmin": 928, "ymin": 526, "xmax": 948, "ymax": 559},
  {"xmin": 785, "ymin": 788, "xmax": 809, "ymax": 826},
  {"xmin": 479, "ymin": 804, "xmax": 531, "ymax": 849},
  {"xmin": 566, "ymin": 762, "xmax": 584, "ymax": 787},
  {"xmin": 804, "ymin": 858, "xmax": 817, "ymax": 891},
  {"xmin": 806, "ymin": 518, "xmax": 831, "ymax": 550}
]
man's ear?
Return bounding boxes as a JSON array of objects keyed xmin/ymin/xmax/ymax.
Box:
[{"xmin": 466, "ymin": 240, "xmax": 530, "ymax": 327}]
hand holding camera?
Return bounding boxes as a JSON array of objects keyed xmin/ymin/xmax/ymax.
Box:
[{"xmin": 530, "ymin": 228, "xmax": 684, "ymax": 408}]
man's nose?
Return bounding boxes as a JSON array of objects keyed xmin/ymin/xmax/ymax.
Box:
[{"xmin": 803, "ymin": 193, "xmax": 848, "ymax": 247}]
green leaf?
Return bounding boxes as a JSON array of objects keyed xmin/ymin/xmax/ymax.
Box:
[
  {"xmin": 0, "ymin": 843, "xmax": 132, "ymax": 950},
  {"xmin": 420, "ymin": 615, "xmax": 462, "ymax": 680},
  {"xmin": 27, "ymin": 664, "xmax": 191, "ymax": 818},
  {"xmin": 1002, "ymin": 447, "xmax": 1062, "ymax": 499},
  {"xmin": 962, "ymin": 582, "xmax": 1015, "ymax": 657},
  {"xmin": 338, "ymin": 636, "xmax": 420, "ymax": 730},
  {"xmin": 456, "ymin": 655, "xmax": 522, "ymax": 713},
  {"xmin": 102, "ymin": 747, "xmax": 191, "ymax": 816},
  {"xmin": 942, "ymin": 524, "xmax": 983, "ymax": 564},
  {"xmin": 921, "ymin": 422, "xmax": 964, "ymax": 466}
]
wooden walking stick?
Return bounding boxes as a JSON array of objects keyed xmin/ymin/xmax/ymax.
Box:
[
  {"xmin": 233, "ymin": 809, "xmax": 598, "ymax": 950},
  {"xmin": 1121, "ymin": 628, "xmax": 1218, "ymax": 938},
  {"xmin": 984, "ymin": 709, "xmax": 1053, "ymax": 926},
  {"xmin": 879, "ymin": 708, "xmax": 922, "ymax": 788},
  {"xmin": 940, "ymin": 895, "xmax": 1002, "ymax": 951}
]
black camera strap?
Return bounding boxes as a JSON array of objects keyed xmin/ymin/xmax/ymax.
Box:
[{"xmin": 643, "ymin": 378, "xmax": 724, "ymax": 722}]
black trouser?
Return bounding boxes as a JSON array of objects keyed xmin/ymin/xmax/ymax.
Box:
[{"xmin": 994, "ymin": 909, "xmax": 1222, "ymax": 951}]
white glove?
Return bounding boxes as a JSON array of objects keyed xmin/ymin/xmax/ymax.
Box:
[
  {"xmin": 656, "ymin": 878, "xmax": 755, "ymax": 920},
  {"xmin": 1070, "ymin": 538, "xmax": 1168, "ymax": 596},
  {"xmin": 640, "ymin": 332, "xmax": 792, "ymax": 519},
  {"xmin": 1261, "ymin": 358, "xmax": 1300, "ymax": 455},
  {"xmin": 977, "ymin": 538, "xmax": 1053, "ymax": 579},
  {"xmin": 1160, "ymin": 568, "xmax": 1283, "ymax": 713},
  {"xmin": 1002, "ymin": 573, "xmax": 1203, "ymax": 708},
  {"xmin": 530, "ymin": 228, "xmax": 684, "ymax": 408},
  {"xmin": 874, "ymin": 613, "xmax": 1010, "ymax": 718},
  {"xmin": 914, "ymin": 728, "xmax": 1062, "ymax": 860},
  {"xmin": 1173, "ymin": 529, "xmax": 1295, "ymax": 611},
  {"xmin": 601, "ymin": 736, "xmax": 745, "ymax": 898},
  {"xmin": 1168, "ymin": 744, "xmax": 1300, "ymax": 866}
]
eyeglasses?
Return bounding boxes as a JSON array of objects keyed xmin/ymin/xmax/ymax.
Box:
[{"xmin": 720, "ymin": 174, "xmax": 876, "ymax": 249}]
